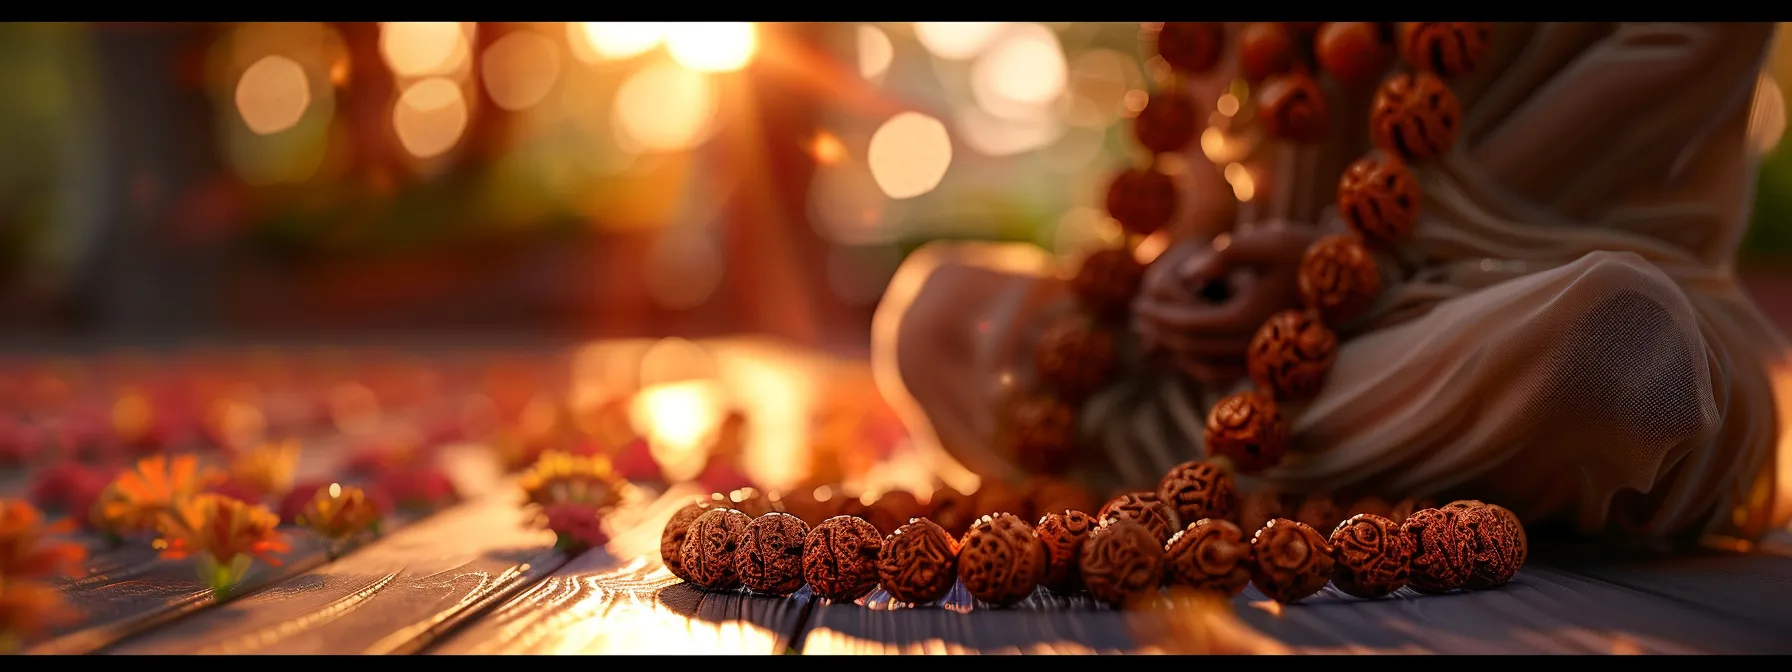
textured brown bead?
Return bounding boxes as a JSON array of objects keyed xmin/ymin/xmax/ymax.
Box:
[
  {"xmin": 1328, "ymin": 513, "xmax": 1413, "ymax": 598},
  {"xmin": 1370, "ymin": 72, "xmax": 1462, "ymax": 161},
  {"xmin": 1248, "ymin": 518, "xmax": 1336, "ymax": 604},
  {"xmin": 1398, "ymin": 22, "xmax": 1492, "ymax": 79},
  {"xmin": 679, "ymin": 508, "xmax": 752, "ymax": 590},
  {"xmin": 1298, "ymin": 233, "xmax": 1383, "ymax": 324},
  {"xmin": 803, "ymin": 515, "xmax": 885, "ymax": 601},
  {"xmin": 1203, "ymin": 390, "xmax": 1290, "ymax": 474},
  {"xmin": 957, "ymin": 513, "xmax": 1047, "ymax": 606},
  {"xmin": 1132, "ymin": 92, "xmax": 1199, "ymax": 154},
  {"xmin": 1007, "ymin": 394, "xmax": 1079, "ymax": 474},
  {"xmin": 1445, "ymin": 501, "xmax": 1526, "ymax": 589},
  {"xmin": 1387, "ymin": 497, "xmax": 1434, "ymax": 524},
  {"xmin": 1400, "ymin": 507, "xmax": 1473, "ymax": 594},
  {"xmin": 1256, "ymin": 71, "xmax": 1330, "ymax": 144},
  {"xmin": 1247, "ymin": 309, "xmax": 1339, "ymax": 400},
  {"xmin": 736, "ymin": 512, "xmax": 810, "ymax": 595},
  {"xmin": 1098, "ymin": 491, "xmax": 1181, "ymax": 544},
  {"xmin": 1079, "ymin": 518, "xmax": 1166, "ymax": 606},
  {"xmin": 1338, "ymin": 152, "xmax": 1422, "ymax": 246},
  {"xmin": 1235, "ymin": 488, "xmax": 1287, "ymax": 531},
  {"xmin": 1035, "ymin": 509, "xmax": 1099, "ymax": 592},
  {"xmin": 1027, "ymin": 477, "xmax": 1096, "ymax": 521},
  {"xmin": 1238, "ymin": 22, "xmax": 1298, "ymax": 82},
  {"xmin": 1314, "ymin": 22, "xmax": 1393, "ymax": 88},
  {"xmin": 927, "ymin": 486, "xmax": 978, "ymax": 537},
  {"xmin": 1157, "ymin": 460, "xmax": 1237, "ymax": 525},
  {"xmin": 1034, "ymin": 317, "xmax": 1118, "ymax": 401},
  {"xmin": 661, "ymin": 498, "xmax": 717, "ymax": 582},
  {"xmin": 1293, "ymin": 493, "xmax": 1344, "ymax": 534},
  {"xmin": 863, "ymin": 490, "xmax": 923, "ymax": 536},
  {"xmin": 878, "ymin": 518, "xmax": 960, "ymax": 605},
  {"xmin": 1164, "ymin": 518, "xmax": 1253, "ymax": 596},
  {"xmin": 1155, "ymin": 22, "xmax": 1224, "ymax": 74},
  {"xmin": 1104, "ymin": 169, "xmax": 1178, "ymax": 238},
  {"xmin": 1072, "ymin": 246, "xmax": 1147, "ymax": 320}
]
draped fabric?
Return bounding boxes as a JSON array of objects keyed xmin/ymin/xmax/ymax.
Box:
[{"xmin": 874, "ymin": 22, "xmax": 1791, "ymax": 542}]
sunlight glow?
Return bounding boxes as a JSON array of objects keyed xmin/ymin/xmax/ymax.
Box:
[
  {"xmin": 235, "ymin": 55, "xmax": 312, "ymax": 135},
  {"xmin": 914, "ymin": 22, "xmax": 1004, "ymax": 60},
  {"xmin": 393, "ymin": 77, "xmax": 469, "ymax": 159},
  {"xmin": 573, "ymin": 22, "xmax": 667, "ymax": 61},
  {"xmin": 858, "ymin": 25, "xmax": 895, "ymax": 82},
  {"xmin": 613, "ymin": 63, "xmax": 718, "ymax": 152},
  {"xmin": 380, "ymin": 22, "xmax": 468, "ymax": 78},
  {"xmin": 665, "ymin": 23, "xmax": 758, "ymax": 73},
  {"xmin": 480, "ymin": 30, "xmax": 561, "ymax": 112},
  {"xmin": 631, "ymin": 380, "xmax": 723, "ymax": 482},
  {"xmin": 868, "ymin": 112, "xmax": 953, "ymax": 199}
]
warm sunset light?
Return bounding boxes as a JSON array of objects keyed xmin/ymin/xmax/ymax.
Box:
[
  {"xmin": 613, "ymin": 63, "xmax": 718, "ymax": 152},
  {"xmin": 572, "ymin": 22, "xmax": 667, "ymax": 61},
  {"xmin": 393, "ymin": 77, "xmax": 468, "ymax": 159},
  {"xmin": 913, "ymin": 22, "xmax": 1004, "ymax": 60},
  {"xmin": 868, "ymin": 112, "xmax": 953, "ymax": 200},
  {"xmin": 665, "ymin": 23, "xmax": 758, "ymax": 73},
  {"xmin": 858, "ymin": 25, "xmax": 894, "ymax": 82},
  {"xmin": 379, "ymin": 22, "xmax": 468, "ymax": 78},
  {"xmin": 234, "ymin": 55, "xmax": 311, "ymax": 135},
  {"xmin": 480, "ymin": 30, "xmax": 560, "ymax": 112}
]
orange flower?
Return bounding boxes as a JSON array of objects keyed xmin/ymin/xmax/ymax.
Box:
[
  {"xmin": 153, "ymin": 494, "xmax": 290, "ymax": 567},
  {"xmin": 519, "ymin": 451, "xmax": 623, "ymax": 510},
  {"xmin": 0, "ymin": 578, "xmax": 76, "ymax": 648},
  {"xmin": 227, "ymin": 439, "xmax": 301, "ymax": 498},
  {"xmin": 295, "ymin": 483, "xmax": 382, "ymax": 540},
  {"xmin": 0, "ymin": 500, "xmax": 86, "ymax": 580},
  {"xmin": 91, "ymin": 454, "xmax": 224, "ymax": 535}
]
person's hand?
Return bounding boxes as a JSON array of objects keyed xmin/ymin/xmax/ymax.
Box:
[{"xmin": 1134, "ymin": 220, "xmax": 1323, "ymax": 385}]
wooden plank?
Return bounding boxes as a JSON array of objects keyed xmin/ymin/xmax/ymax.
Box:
[
  {"xmin": 428, "ymin": 485, "xmax": 814, "ymax": 655},
  {"xmin": 98, "ymin": 486, "xmax": 563, "ymax": 654},
  {"xmin": 1549, "ymin": 551, "xmax": 1792, "ymax": 643},
  {"xmin": 801, "ymin": 585, "xmax": 1134, "ymax": 654}
]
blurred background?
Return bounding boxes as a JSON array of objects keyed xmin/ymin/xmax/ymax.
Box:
[{"xmin": 1, "ymin": 21, "xmax": 1791, "ymax": 351}]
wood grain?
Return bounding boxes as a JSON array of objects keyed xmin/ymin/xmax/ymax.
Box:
[
  {"xmin": 100, "ymin": 487, "xmax": 563, "ymax": 654},
  {"xmin": 429, "ymin": 485, "xmax": 814, "ymax": 655},
  {"xmin": 1548, "ymin": 551, "xmax": 1792, "ymax": 643}
]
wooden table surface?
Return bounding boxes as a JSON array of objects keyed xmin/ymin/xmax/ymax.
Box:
[{"xmin": 15, "ymin": 473, "xmax": 1791, "ymax": 655}]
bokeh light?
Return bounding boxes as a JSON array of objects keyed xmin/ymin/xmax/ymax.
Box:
[
  {"xmin": 808, "ymin": 131, "xmax": 848, "ymax": 166},
  {"xmin": 393, "ymin": 77, "xmax": 469, "ymax": 159},
  {"xmin": 613, "ymin": 63, "xmax": 718, "ymax": 152},
  {"xmin": 665, "ymin": 23, "xmax": 758, "ymax": 73},
  {"xmin": 380, "ymin": 22, "xmax": 469, "ymax": 78},
  {"xmin": 1751, "ymin": 73, "xmax": 1787, "ymax": 158},
  {"xmin": 858, "ymin": 25, "xmax": 894, "ymax": 82},
  {"xmin": 1053, "ymin": 207, "xmax": 1125, "ymax": 261},
  {"xmin": 480, "ymin": 30, "xmax": 561, "ymax": 112},
  {"xmin": 644, "ymin": 228, "xmax": 724, "ymax": 309},
  {"xmin": 572, "ymin": 22, "xmax": 667, "ymax": 62},
  {"xmin": 913, "ymin": 22, "xmax": 1004, "ymax": 60},
  {"xmin": 234, "ymin": 55, "xmax": 311, "ymax": 135},
  {"xmin": 1223, "ymin": 162, "xmax": 1255, "ymax": 201},
  {"xmin": 808, "ymin": 158, "xmax": 905, "ymax": 245},
  {"xmin": 956, "ymin": 107, "xmax": 1063, "ymax": 157},
  {"xmin": 970, "ymin": 23, "xmax": 1067, "ymax": 117},
  {"xmin": 868, "ymin": 112, "xmax": 953, "ymax": 199}
]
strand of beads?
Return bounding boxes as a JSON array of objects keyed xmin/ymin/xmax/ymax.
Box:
[{"xmin": 1203, "ymin": 22, "xmax": 1491, "ymax": 478}]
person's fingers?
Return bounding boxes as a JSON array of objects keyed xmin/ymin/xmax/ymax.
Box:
[
  {"xmin": 1132, "ymin": 270, "xmax": 1262, "ymax": 335},
  {"xmin": 1214, "ymin": 220, "xmax": 1316, "ymax": 266}
]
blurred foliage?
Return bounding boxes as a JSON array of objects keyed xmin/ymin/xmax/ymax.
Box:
[
  {"xmin": 1744, "ymin": 151, "xmax": 1792, "ymax": 259},
  {"xmin": 0, "ymin": 22, "xmax": 89, "ymax": 281}
]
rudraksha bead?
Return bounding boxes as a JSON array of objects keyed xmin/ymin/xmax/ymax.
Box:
[
  {"xmin": 957, "ymin": 513, "xmax": 1047, "ymax": 607},
  {"xmin": 1387, "ymin": 497, "xmax": 1434, "ymax": 524},
  {"xmin": 1164, "ymin": 518, "xmax": 1253, "ymax": 596},
  {"xmin": 1132, "ymin": 91, "xmax": 1199, "ymax": 154},
  {"xmin": 1256, "ymin": 71, "xmax": 1331, "ymax": 144},
  {"xmin": 1338, "ymin": 152, "xmax": 1422, "ymax": 246},
  {"xmin": 1027, "ymin": 477, "xmax": 1097, "ymax": 522},
  {"xmin": 927, "ymin": 486, "xmax": 978, "ymax": 537},
  {"xmin": 679, "ymin": 508, "xmax": 752, "ymax": 590},
  {"xmin": 1445, "ymin": 500, "xmax": 1526, "ymax": 589},
  {"xmin": 1035, "ymin": 509, "xmax": 1099, "ymax": 592},
  {"xmin": 1248, "ymin": 518, "xmax": 1336, "ymax": 604},
  {"xmin": 1400, "ymin": 507, "xmax": 1473, "ymax": 594},
  {"xmin": 1239, "ymin": 22, "xmax": 1298, "ymax": 82},
  {"xmin": 1007, "ymin": 394, "xmax": 1079, "ymax": 474},
  {"xmin": 1293, "ymin": 493, "xmax": 1344, "ymax": 534},
  {"xmin": 1034, "ymin": 317, "xmax": 1118, "ymax": 401},
  {"xmin": 1155, "ymin": 22, "xmax": 1224, "ymax": 74},
  {"xmin": 661, "ymin": 498, "xmax": 717, "ymax": 582},
  {"xmin": 1098, "ymin": 491, "xmax": 1181, "ymax": 544},
  {"xmin": 1203, "ymin": 390, "xmax": 1290, "ymax": 474},
  {"xmin": 1370, "ymin": 71, "xmax": 1463, "ymax": 161},
  {"xmin": 1235, "ymin": 488, "xmax": 1288, "ymax": 531},
  {"xmin": 1297, "ymin": 233, "xmax": 1383, "ymax": 325},
  {"xmin": 1157, "ymin": 459, "xmax": 1237, "ymax": 525},
  {"xmin": 1397, "ymin": 22, "xmax": 1492, "ymax": 79},
  {"xmin": 735, "ymin": 512, "xmax": 810, "ymax": 595},
  {"xmin": 1079, "ymin": 518, "xmax": 1166, "ymax": 606},
  {"xmin": 803, "ymin": 515, "xmax": 885, "ymax": 602},
  {"xmin": 1247, "ymin": 309, "xmax": 1339, "ymax": 401},
  {"xmin": 878, "ymin": 518, "xmax": 960, "ymax": 605},
  {"xmin": 1328, "ymin": 513, "xmax": 1414, "ymax": 598},
  {"xmin": 1072, "ymin": 246, "xmax": 1148, "ymax": 320},
  {"xmin": 1105, "ymin": 169, "xmax": 1179, "ymax": 238},
  {"xmin": 1315, "ymin": 22, "xmax": 1394, "ymax": 89}
]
